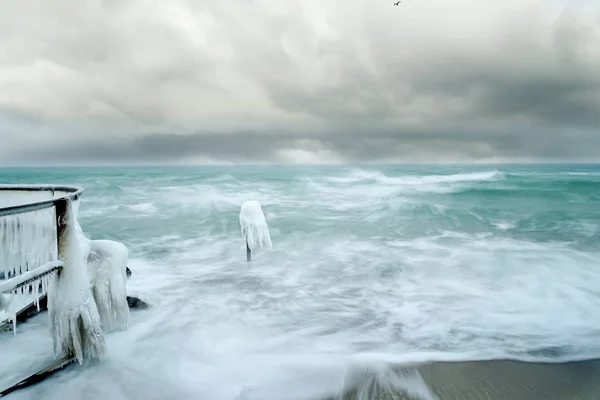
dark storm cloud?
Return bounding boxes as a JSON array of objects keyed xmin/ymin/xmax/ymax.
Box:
[
  {"xmin": 0, "ymin": 0, "xmax": 599, "ymax": 164},
  {"xmin": 16, "ymin": 121, "xmax": 600, "ymax": 165},
  {"xmin": 258, "ymin": 10, "xmax": 600, "ymax": 130}
]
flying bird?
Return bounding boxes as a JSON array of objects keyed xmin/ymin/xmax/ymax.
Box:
[{"xmin": 394, "ymin": 1, "xmax": 401, "ymax": 5}]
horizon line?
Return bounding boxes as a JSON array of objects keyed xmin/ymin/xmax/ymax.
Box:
[{"xmin": 1, "ymin": 161, "xmax": 600, "ymax": 168}]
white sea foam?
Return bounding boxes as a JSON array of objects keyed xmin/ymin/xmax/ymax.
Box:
[
  {"xmin": 563, "ymin": 172, "xmax": 600, "ymax": 176},
  {"xmin": 127, "ymin": 202, "xmax": 157, "ymax": 214},
  {"xmin": 1, "ymin": 167, "xmax": 599, "ymax": 399},
  {"xmin": 326, "ymin": 169, "xmax": 502, "ymax": 186}
]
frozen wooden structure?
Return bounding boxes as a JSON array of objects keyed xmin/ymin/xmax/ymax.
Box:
[
  {"xmin": 0, "ymin": 185, "xmax": 131, "ymax": 395},
  {"xmin": 0, "ymin": 185, "xmax": 81, "ymax": 323}
]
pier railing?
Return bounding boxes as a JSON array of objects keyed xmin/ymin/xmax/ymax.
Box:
[{"xmin": 0, "ymin": 185, "xmax": 83, "ymax": 309}]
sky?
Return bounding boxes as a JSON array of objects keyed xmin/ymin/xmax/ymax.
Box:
[{"xmin": 0, "ymin": 0, "xmax": 599, "ymax": 165}]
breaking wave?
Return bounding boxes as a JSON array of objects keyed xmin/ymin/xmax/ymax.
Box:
[{"xmin": 326, "ymin": 169, "xmax": 503, "ymax": 185}]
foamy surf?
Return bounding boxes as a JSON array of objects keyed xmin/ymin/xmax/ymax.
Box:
[
  {"xmin": 1, "ymin": 164, "xmax": 599, "ymax": 399},
  {"xmin": 327, "ymin": 169, "xmax": 502, "ymax": 185}
]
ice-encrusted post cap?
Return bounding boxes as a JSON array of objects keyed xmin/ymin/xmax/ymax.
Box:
[{"xmin": 239, "ymin": 201, "xmax": 272, "ymax": 262}]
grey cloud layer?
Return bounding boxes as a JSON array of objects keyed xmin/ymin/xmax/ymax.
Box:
[{"xmin": 1, "ymin": 0, "xmax": 599, "ymax": 164}]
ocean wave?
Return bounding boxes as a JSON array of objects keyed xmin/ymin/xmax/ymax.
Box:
[
  {"xmin": 127, "ymin": 202, "xmax": 157, "ymax": 214},
  {"xmin": 334, "ymin": 363, "xmax": 437, "ymax": 400},
  {"xmin": 231, "ymin": 351, "xmax": 600, "ymax": 400},
  {"xmin": 4, "ymin": 165, "xmax": 600, "ymax": 399},
  {"xmin": 326, "ymin": 169, "xmax": 503, "ymax": 186},
  {"xmin": 562, "ymin": 171, "xmax": 600, "ymax": 177},
  {"xmin": 157, "ymin": 183, "xmax": 285, "ymax": 213}
]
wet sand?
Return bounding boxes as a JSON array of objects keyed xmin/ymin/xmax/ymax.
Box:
[
  {"xmin": 420, "ymin": 359, "xmax": 600, "ymax": 400},
  {"xmin": 339, "ymin": 358, "xmax": 600, "ymax": 400}
]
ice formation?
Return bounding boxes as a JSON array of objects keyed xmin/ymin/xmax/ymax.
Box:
[
  {"xmin": 72, "ymin": 199, "xmax": 92, "ymax": 259},
  {"xmin": 0, "ymin": 293, "xmax": 8, "ymax": 312},
  {"xmin": 239, "ymin": 200, "xmax": 272, "ymax": 251},
  {"xmin": 86, "ymin": 240, "xmax": 130, "ymax": 332},
  {"xmin": 47, "ymin": 199, "xmax": 107, "ymax": 363},
  {"xmin": 1, "ymin": 192, "xmax": 132, "ymax": 363},
  {"xmin": 0, "ymin": 206, "xmax": 57, "ymax": 334},
  {"xmin": 0, "ymin": 207, "xmax": 57, "ymax": 281}
]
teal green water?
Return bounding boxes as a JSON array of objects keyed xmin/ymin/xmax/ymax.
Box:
[
  {"xmin": 1, "ymin": 164, "xmax": 598, "ymax": 250},
  {"xmin": 1, "ymin": 164, "xmax": 600, "ymax": 400}
]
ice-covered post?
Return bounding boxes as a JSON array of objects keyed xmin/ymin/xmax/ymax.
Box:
[
  {"xmin": 48, "ymin": 198, "xmax": 107, "ymax": 364},
  {"xmin": 239, "ymin": 201, "xmax": 272, "ymax": 262},
  {"xmin": 55, "ymin": 198, "xmax": 68, "ymax": 249}
]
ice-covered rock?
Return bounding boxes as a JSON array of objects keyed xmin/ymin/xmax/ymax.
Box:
[{"xmin": 127, "ymin": 296, "xmax": 148, "ymax": 309}]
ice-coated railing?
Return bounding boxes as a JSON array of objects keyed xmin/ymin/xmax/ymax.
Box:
[
  {"xmin": 0, "ymin": 184, "xmax": 134, "ymax": 396},
  {"xmin": 0, "ymin": 185, "xmax": 112, "ymax": 365},
  {"xmin": 0, "ymin": 184, "xmax": 83, "ymax": 217},
  {"xmin": 0, "ymin": 185, "xmax": 83, "ymax": 303}
]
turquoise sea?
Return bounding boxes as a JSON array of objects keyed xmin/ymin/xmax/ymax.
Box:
[{"xmin": 1, "ymin": 164, "xmax": 600, "ymax": 399}]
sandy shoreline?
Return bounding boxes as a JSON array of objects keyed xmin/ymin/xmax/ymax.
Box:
[
  {"xmin": 421, "ymin": 359, "xmax": 600, "ymax": 400},
  {"xmin": 337, "ymin": 358, "xmax": 600, "ymax": 400}
]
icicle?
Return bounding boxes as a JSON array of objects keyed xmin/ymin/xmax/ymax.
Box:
[
  {"xmin": 0, "ymin": 293, "xmax": 7, "ymax": 312},
  {"xmin": 42, "ymin": 274, "xmax": 50, "ymax": 295},
  {"xmin": 1, "ymin": 205, "xmax": 57, "ymax": 283}
]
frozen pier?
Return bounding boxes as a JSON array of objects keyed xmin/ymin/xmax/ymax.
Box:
[{"xmin": 0, "ymin": 185, "xmax": 131, "ymax": 396}]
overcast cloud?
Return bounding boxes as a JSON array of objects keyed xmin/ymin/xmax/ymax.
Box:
[{"xmin": 0, "ymin": 0, "xmax": 599, "ymax": 164}]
